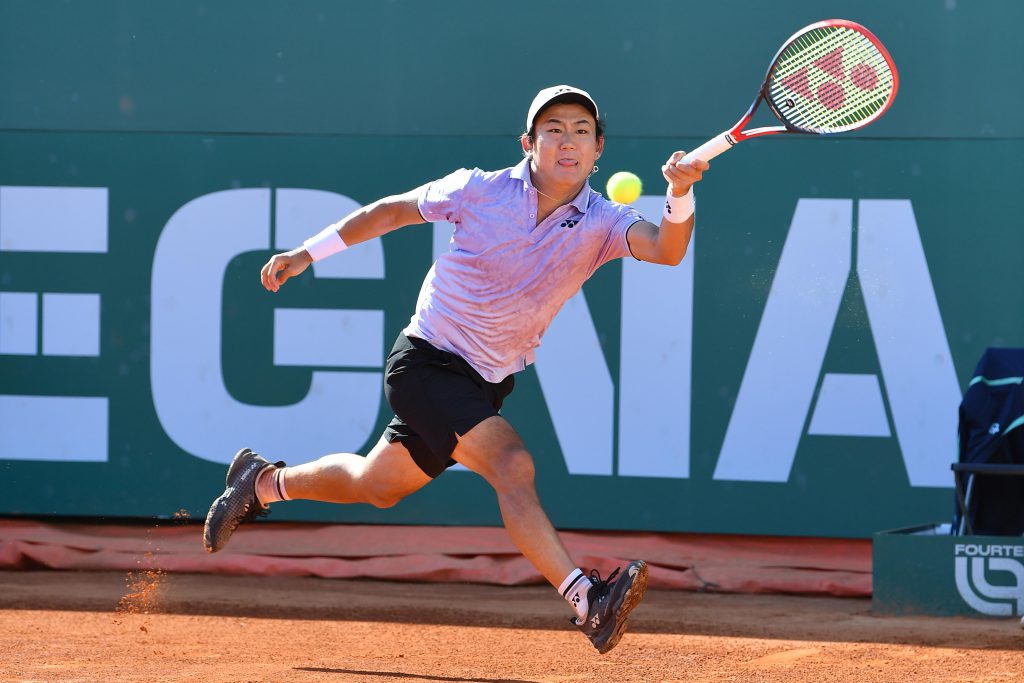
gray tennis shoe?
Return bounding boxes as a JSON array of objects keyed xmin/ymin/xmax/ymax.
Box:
[
  {"xmin": 203, "ymin": 448, "xmax": 284, "ymax": 553},
  {"xmin": 576, "ymin": 560, "xmax": 649, "ymax": 654}
]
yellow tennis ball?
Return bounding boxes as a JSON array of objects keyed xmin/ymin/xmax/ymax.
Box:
[{"xmin": 606, "ymin": 171, "xmax": 642, "ymax": 204}]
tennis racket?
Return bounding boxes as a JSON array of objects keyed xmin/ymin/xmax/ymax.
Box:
[{"xmin": 682, "ymin": 19, "xmax": 899, "ymax": 165}]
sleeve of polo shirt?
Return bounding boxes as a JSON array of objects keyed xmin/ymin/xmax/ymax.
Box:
[
  {"xmin": 595, "ymin": 200, "xmax": 645, "ymax": 266},
  {"xmin": 417, "ymin": 168, "xmax": 478, "ymax": 224}
]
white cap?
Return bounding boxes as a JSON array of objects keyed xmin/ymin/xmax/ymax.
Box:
[{"xmin": 526, "ymin": 85, "xmax": 599, "ymax": 132}]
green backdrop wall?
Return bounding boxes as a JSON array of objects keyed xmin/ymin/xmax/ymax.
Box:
[{"xmin": 1, "ymin": 1, "xmax": 1021, "ymax": 537}]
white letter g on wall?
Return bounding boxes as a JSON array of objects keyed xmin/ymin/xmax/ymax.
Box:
[{"xmin": 151, "ymin": 189, "xmax": 384, "ymax": 464}]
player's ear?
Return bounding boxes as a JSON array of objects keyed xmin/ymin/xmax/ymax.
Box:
[{"xmin": 520, "ymin": 134, "xmax": 533, "ymax": 156}]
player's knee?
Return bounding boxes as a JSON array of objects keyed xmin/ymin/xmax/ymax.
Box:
[
  {"xmin": 365, "ymin": 486, "xmax": 404, "ymax": 509},
  {"xmin": 358, "ymin": 472, "xmax": 408, "ymax": 509},
  {"xmin": 489, "ymin": 447, "xmax": 536, "ymax": 491}
]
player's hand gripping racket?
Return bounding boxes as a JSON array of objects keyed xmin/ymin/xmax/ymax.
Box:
[{"xmin": 683, "ymin": 19, "xmax": 899, "ymax": 166}]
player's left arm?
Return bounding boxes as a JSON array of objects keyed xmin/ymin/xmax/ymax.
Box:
[{"xmin": 626, "ymin": 152, "xmax": 708, "ymax": 265}]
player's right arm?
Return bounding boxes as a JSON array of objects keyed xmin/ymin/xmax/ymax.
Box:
[{"xmin": 260, "ymin": 188, "xmax": 425, "ymax": 293}]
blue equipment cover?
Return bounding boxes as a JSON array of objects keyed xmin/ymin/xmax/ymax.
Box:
[{"xmin": 953, "ymin": 348, "xmax": 1024, "ymax": 535}]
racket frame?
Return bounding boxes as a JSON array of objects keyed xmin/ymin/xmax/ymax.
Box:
[
  {"xmin": 762, "ymin": 19, "xmax": 900, "ymax": 136},
  {"xmin": 682, "ymin": 19, "xmax": 899, "ymax": 164}
]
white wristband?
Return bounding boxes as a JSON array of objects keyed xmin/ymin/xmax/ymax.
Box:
[
  {"xmin": 663, "ymin": 187, "xmax": 695, "ymax": 224},
  {"xmin": 302, "ymin": 225, "xmax": 348, "ymax": 262}
]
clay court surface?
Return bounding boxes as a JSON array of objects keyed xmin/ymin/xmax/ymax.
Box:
[{"xmin": 1, "ymin": 570, "xmax": 1021, "ymax": 683}]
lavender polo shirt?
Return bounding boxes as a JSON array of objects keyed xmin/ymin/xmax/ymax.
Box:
[{"xmin": 404, "ymin": 158, "xmax": 644, "ymax": 383}]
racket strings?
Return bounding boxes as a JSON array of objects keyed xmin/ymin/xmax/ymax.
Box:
[
  {"xmin": 773, "ymin": 29, "xmax": 888, "ymax": 106},
  {"xmin": 778, "ymin": 32, "xmax": 887, "ymax": 101},
  {"xmin": 772, "ymin": 30, "xmax": 893, "ymax": 130},
  {"xmin": 776, "ymin": 50, "xmax": 889, "ymax": 129},
  {"xmin": 768, "ymin": 26, "xmax": 894, "ymax": 133},
  {"xmin": 773, "ymin": 31, "xmax": 891, "ymax": 129}
]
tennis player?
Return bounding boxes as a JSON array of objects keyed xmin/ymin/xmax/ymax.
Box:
[{"xmin": 204, "ymin": 85, "xmax": 707, "ymax": 654}]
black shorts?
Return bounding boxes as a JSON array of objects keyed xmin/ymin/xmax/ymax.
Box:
[{"xmin": 382, "ymin": 334, "xmax": 515, "ymax": 478}]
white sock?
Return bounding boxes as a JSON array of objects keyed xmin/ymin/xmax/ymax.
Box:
[
  {"xmin": 559, "ymin": 568, "xmax": 592, "ymax": 622},
  {"xmin": 254, "ymin": 466, "xmax": 290, "ymax": 507}
]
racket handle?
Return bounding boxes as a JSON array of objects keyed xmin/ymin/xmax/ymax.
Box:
[{"xmin": 682, "ymin": 132, "xmax": 735, "ymax": 165}]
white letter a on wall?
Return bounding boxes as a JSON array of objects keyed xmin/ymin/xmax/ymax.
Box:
[
  {"xmin": 713, "ymin": 198, "xmax": 958, "ymax": 487},
  {"xmin": 714, "ymin": 199, "xmax": 852, "ymax": 482}
]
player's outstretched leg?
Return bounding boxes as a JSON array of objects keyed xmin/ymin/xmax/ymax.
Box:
[
  {"xmin": 203, "ymin": 447, "xmax": 285, "ymax": 553},
  {"xmin": 575, "ymin": 560, "xmax": 649, "ymax": 654}
]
